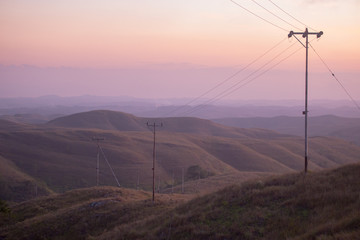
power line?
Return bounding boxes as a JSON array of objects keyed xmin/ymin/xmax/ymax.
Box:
[
  {"xmin": 267, "ymin": 0, "xmax": 317, "ymax": 32},
  {"xmin": 165, "ymin": 37, "xmax": 288, "ymax": 117},
  {"xmin": 181, "ymin": 42, "xmax": 303, "ymax": 116},
  {"xmin": 92, "ymin": 137, "xmax": 121, "ymax": 187},
  {"xmin": 250, "ymin": 0, "xmax": 302, "ymax": 31},
  {"xmin": 309, "ymin": 43, "xmax": 360, "ymax": 111},
  {"xmin": 230, "ymin": 0, "xmax": 288, "ymax": 32},
  {"xmin": 164, "ymin": 1, "xmax": 313, "ymax": 117},
  {"xmin": 99, "ymin": 145, "xmax": 121, "ymax": 187}
]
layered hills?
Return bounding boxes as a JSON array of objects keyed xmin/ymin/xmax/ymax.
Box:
[
  {"xmin": 214, "ymin": 115, "xmax": 360, "ymax": 145},
  {"xmin": 1, "ymin": 110, "xmax": 360, "ymax": 202},
  {"xmin": 47, "ymin": 110, "xmax": 279, "ymax": 139},
  {"xmin": 1, "ymin": 163, "xmax": 359, "ymax": 239}
]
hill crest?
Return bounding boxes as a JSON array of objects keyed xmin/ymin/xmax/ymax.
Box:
[{"xmin": 47, "ymin": 110, "xmax": 284, "ymax": 138}]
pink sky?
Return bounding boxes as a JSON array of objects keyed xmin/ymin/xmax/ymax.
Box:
[{"xmin": 0, "ymin": 0, "xmax": 359, "ymax": 101}]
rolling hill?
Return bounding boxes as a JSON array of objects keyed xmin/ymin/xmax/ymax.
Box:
[
  {"xmin": 1, "ymin": 163, "xmax": 359, "ymax": 239},
  {"xmin": 213, "ymin": 115, "xmax": 360, "ymax": 145},
  {"xmin": 47, "ymin": 110, "xmax": 284, "ymax": 139},
  {"xmin": 1, "ymin": 110, "xmax": 360, "ymax": 202},
  {"xmin": 0, "ymin": 119, "xmax": 31, "ymax": 131},
  {"xmin": 0, "ymin": 155, "xmax": 52, "ymax": 202}
]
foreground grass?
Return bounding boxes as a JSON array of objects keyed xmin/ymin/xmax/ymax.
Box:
[
  {"xmin": 1, "ymin": 163, "xmax": 360, "ymax": 240},
  {"xmin": 101, "ymin": 163, "xmax": 360, "ymax": 240},
  {"xmin": 0, "ymin": 187, "xmax": 189, "ymax": 240}
]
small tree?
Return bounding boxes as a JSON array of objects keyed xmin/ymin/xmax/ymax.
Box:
[
  {"xmin": 186, "ymin": 165, "xmax": 213, "ymax": 180},
  {"xmin": 0, "ymin": 199, "xmax": 10, "ymax": 214}
]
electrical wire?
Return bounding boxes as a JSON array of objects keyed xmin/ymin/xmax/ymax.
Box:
[
  {"xmin": 229, "ymin": 0, "xmax": 288, "ymax": 32},
  {"xmin": 250, "ymin": 0, "xmax": 303, "ymax": 31},
  {"xmin": 99, "ymin": 145, "xmax": 121, "ymax": 187},
  {"xmin": 309, "ymin": 43, "xmax": 360, "ymax": 111},
  {"xmin": 180, "ymin": 42, "xmax": 303, "ymax": 116},
  {"xmin": 164, "ymin": 37, "xmax": 288, "ymax": 117},
  {"xmin": 172, "ymin": 40, "xmax": 295, "ymax": 117},
  {"xmin": 267, "ymin": 0, "xmax": 317, "ymax": 32}
]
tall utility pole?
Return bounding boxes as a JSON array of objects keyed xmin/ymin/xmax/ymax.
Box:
[
  {"xmin": 147, "ymin": 122, "xmax": 163, "ymax": 203},
  {"xmin": 288, "ymin": 28, "xmax": 323, "ymax": 173},
  {"xmin": 92, "ymin": 137, "xmax": 105, "ymax": 186}
]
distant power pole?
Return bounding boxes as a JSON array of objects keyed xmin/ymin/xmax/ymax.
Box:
[
  {"xmin": 92, "ymin": 137, "xmax": 105, "ymax": 186},
  {"xmin": 288, "ymin": 28, "xmax": 323, "ymax": 173},
  {"xmin": 137, "ymin": 170, "xmax": 140, "ymax": 190},
  {"xmin": 181, "ymin": 167, "xmax": 184, "ymax": 194},
  {"xmin": 147, "ymin": 122, "xmax": 163, "ymax": 203}
]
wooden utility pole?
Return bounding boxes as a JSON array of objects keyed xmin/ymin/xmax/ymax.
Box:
[
  {"xmin": 92, "ymin": 137, "xmax": 104, "ymax": 186},
  {"xmin": 147, "ymin": 122, "xmax": 163, "ymax": 203},
  {"xmin": 288, "ymin": 28, "xmax": 323, "ymax": 173}
]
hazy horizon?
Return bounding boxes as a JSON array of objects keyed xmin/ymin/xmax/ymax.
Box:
[{"xmin": 1, "ymin": 1, "xmax": 359, "ymax": 103}]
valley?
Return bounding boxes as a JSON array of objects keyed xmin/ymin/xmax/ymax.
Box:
[{"xmin": 1, "ymin": 110, "xmax": 359, "ymax": 203}]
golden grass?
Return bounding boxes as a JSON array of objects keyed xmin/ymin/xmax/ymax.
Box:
[
  {"xmin": 1, "ymin": 163, "xmax": 360, "ymax": 239},
  {"xmin": 100, "ymin": 163, "xmax": 360, "ymax": 240}
]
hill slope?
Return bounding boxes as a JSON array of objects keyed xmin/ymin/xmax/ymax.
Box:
[
  {"xmin": 101, "ymin": 163, "xmax": 360, "ymax": 239},
  {"xmin": 0, "ymin": 155, "xmax": 52, "ymax": 202},
  {"xmin": 47, "ymin": 110, "xmax": 147, "ymax": 131},
  {"xmin": 47, "ymin": 110, "xmax": 284, "ymax": 139},
  {"xmin": 1, "ymin": 111, "xmax": 360, "ymax": 202},
  {"xmin": 214, "ymin": 115, "xmax": 360, "ymax": 145},
  {"xmin": 2, "ymin": 163, "xmax": 359, "ymax": 240}
]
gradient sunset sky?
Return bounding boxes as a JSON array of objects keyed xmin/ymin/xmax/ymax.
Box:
[{"xmin": 1, "ymin": 0, "xmax": 359, "ymax": 102}]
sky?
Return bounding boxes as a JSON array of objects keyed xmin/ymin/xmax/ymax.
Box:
[{"xmin": 0, "ymin": 0, "xmax": 359, "ymax": 103}]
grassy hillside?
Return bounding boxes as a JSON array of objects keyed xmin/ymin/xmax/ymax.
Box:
[
  {"xmin": 1, "ymin": 111, "xmax": 360, "ymax": 202},
  {"xmin": 0, "ymin": 119, "xmax": 31, "ymax": 131},
  {"xmin": 101, "ymin": 163, "xmax": 360, "ymax": 240},
  {"xmin": 214, "ymin": 115, "xmax": 360, "ymax": 145},
  {"xmin": 0, "ymin": 114, "xmax": 56, "ymax": 124},
  {"xmin": 1, "ymin": 127, "xmax": 359, "ymax": 200},
  {"xmin": 1, "ymin": 163, "xmax": 359, "ymax": 240},
  {"xmin": 47, "ymin": 110, "xmax": 147, "ymax": 131},
  {"xmin": 47, "ymin": 110, "xmax": 285, "ymax": 139},
  {"xmin": 0, "ymin": 155, "xmax": 52, "ymax": 202}
]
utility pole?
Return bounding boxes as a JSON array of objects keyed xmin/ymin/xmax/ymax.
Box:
[
  {"xmin": 137, "ymin": 170, "xmax": 140, "ymax": 190},
  {"xmin": 92, "ymin": 137, "xmax": 105, "ymax": 186},
  {"xmin": 288, "ymin": 28, "xmax": 323, "ymax": 173},
  {"xmin": 171, "ymin": 170, "xmax": 174, "ymax": 194},
  {"xmin": 181, "ymin": 167, "xmax": 184, "ymax": 194},
  {"xmin": 147, "ymin": 122, "xmax": 163, "ymax": 203}
]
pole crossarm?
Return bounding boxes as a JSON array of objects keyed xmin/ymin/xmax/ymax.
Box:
[{"xmin": 287, "ymin": 28, "xmax": 323, "ymax": 173}]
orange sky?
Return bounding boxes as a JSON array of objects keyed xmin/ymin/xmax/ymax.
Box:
[{"xmin": 0, "ymin": 0, "xmax": 359, "ymax": 100}]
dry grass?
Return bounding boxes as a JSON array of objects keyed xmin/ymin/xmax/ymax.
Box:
[
  {"xmin": 1, "ymin": 163, "xmax": 360, "ymax": 239},
  {"xmin": 99, "ymin": 163, "xmax": 360, "ymax": 240},
  {"xmin": 0, "ymin": 186, "xmax": 190, "ymax": 240}
]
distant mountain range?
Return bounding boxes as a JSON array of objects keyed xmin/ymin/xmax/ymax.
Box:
[{"xmin": 1, "ymin": 110, "xmax": 359, "ymax": 202}]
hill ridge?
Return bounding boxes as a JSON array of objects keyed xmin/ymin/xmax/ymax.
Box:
[{"xmin": 47, "ymin": 109, "xmax": 285, "ymax": 139}]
